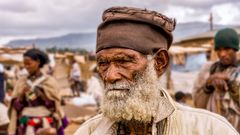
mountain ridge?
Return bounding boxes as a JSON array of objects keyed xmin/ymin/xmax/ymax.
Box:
[{"xmin": 7, "ymin": 22, "xmax": 229, "ymax": 51}]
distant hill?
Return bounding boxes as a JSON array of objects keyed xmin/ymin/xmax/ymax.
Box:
[
  {"xmin": 173, "ymin": 22, "xmax": 227, "ymax": 40},
  {"xmin": 7, "ymin": 33, "xmax": 96, "ymax": 51},
  {"xmin": 7, "ymin": 22, "xmax": 228, "ymax": 51}
]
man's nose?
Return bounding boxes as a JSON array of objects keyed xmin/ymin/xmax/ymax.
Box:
[
  {"xmin": 104, "ymin": 64, "xmax": 122, "ymax": 83},
  {"xmin": 219, "ymin": 50, "xmax": 227, "ymax": 57},
  {"xmin": 24, "ymin": 66, "xmax": 29, "ymax": 70}
]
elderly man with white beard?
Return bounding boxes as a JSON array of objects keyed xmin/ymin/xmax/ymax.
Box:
[{"xmin": 74, "ymin": 7, "xmax": 238, "ymax": 135}]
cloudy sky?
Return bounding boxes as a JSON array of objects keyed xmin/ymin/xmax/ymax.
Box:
[{"xmin": 0, "ymin": 0, "xmax": 239, "ymax": 44}]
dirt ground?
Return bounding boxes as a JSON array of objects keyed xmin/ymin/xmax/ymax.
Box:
[
  {"xmin": 65, "ymin": 123, "xmax": 81, "ymax": 135},
  {"xmin": 52, "ymin": 58, "xmax": 98, "ymax": 134},
  {"xmin": 62, "ymin": 104, "xmax": 98, "ymax": 134}
]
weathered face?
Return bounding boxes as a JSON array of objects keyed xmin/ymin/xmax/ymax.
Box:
[
  {"xmin": 97, "ymin": 48, "xmax": 148, "ymax": 88},
  {"xmin": 216, "ymin": 47, "xmax": 237, "ymax": 66},
  {"xmin": 97, "ymin": 48, "xmax": 163, "ymax": 122},
  {"xmin": 23, "ymin": 56, "xmax": 40, "ymax": 75}
]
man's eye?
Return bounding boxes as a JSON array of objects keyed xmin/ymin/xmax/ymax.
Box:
[
  {"xmin": 119, "ymin": 60, "xmax": 127, "ymax": 64},
  {"xmin": 116, "ymin": 59, "xmax": 132, "ymax": 64},
  {"xmin": 98, "ymin": 61, "xmax": 108, "ymax": 66}
]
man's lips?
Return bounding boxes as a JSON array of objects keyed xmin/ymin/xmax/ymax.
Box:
[
  {"xmin": 220, "ymin": 58, "xmax": 229, "ymax": 63},
  {"xmin": 108, "ymin": 88, "xmax": 129, "ymax": 91}
]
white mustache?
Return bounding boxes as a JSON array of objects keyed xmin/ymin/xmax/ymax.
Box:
[{"xmin": 105, "ymin": 81, "xmax": 131, "ymax": 90}]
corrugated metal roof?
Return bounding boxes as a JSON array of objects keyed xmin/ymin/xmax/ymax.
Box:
[{"xmin": 174, "ymin": 26, "xmax": 240, "ymax": 44}]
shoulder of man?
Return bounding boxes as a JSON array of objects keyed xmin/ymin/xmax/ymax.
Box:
[
  {"xmin": 199, "ymin": 61, "xmax": 215, "ymax": 72},
  {"xmin": 172, "ymin": 103, "xmax": 238, "ymax": 135},
  {"xmin": 194, "ymin": 61, "xmax": 214, "ymax": 80},
  {"xmin": 73, "ymin": 114, "xmax": 111, "ymax": 135}
]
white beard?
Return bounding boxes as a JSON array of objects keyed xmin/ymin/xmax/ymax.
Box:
[{"xmin": 100, "ymin": 60, "xmax": 161, "ymax": 122}]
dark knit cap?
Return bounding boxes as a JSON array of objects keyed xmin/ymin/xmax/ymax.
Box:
[
  {"xmin": 214, "ymin": 28, "xmax": 239, "ymax": 51},
  {"xmin": 96, "ymin": 6, "xmax": 176, "ymax": 54}
]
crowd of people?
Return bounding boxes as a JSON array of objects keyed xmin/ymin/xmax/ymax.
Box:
[
  {"xmin": 0, "ymin": 49, "xmax": 103, "ymax": 135},
  {"xmin": 0, "ymin": 6, "xmax": 239, "ymax": 135}
]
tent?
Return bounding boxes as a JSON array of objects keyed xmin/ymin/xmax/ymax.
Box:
[{"xmin": 0, "ymin": 56, "xmax": 22, "ymax": 65}]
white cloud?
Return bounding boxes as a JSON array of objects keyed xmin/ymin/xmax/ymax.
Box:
[
  {"xmin": 211, "ymin": 2, "xmax": 240, "ymax": 25},
  {"xmin": 162, "ymin": 5, "xmax": 213, "ymax": 25},
  {"xmin": 170, "ymin": 0, "xmax": 238, "ymax": 8},
  {"xmin": 165, "ymin": 5, "xmax": 198, "ymax": 22},
  {"xmin": 0, "ymin": 0, "xmax": 34, "ymax": 13}
]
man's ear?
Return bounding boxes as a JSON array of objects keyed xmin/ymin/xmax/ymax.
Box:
[{"xmin": 154, "ymin": 49, "xmax": 169, "ymax": 77}]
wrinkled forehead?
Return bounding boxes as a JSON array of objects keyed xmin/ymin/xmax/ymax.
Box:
[{"xmin": 96, "ymin": 48, "xmax": 147, "ymax": 60}]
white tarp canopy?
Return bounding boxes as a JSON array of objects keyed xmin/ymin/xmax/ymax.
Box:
[{"xmin": 169, "ymin": 46, "xmax": 210, "ymax": 55}]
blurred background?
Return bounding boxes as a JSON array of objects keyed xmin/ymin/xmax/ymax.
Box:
[{"xmin": 0, "ymin": 0, "xmax": 239, "ymax": 134}]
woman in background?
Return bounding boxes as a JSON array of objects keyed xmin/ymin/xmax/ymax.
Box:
[{"xmin": 8, "ymin": 49, "xmax": 68, "ymax": 135}]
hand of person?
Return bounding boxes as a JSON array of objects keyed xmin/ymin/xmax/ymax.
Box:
[
  {"xmin": 18, "ymin": 85, "xmax": 31, "ymax": 99},
  {"xmin": 23, "ymin": 86, "xmax": 31, "ymax": 93},
  {"xmin": 207, "ymin": 72, "xmax": 229, "ymax": 92},
  {"xmin": 36, "ymin": 128, "xmax": 56, "ymax": 135},
  {"xmin": 35, "ymin": 87, "xmax": 47, "ymax": 100},
  {"xmin": 210, "ymin": 78, "xmax": 228, "ymax": 91}
]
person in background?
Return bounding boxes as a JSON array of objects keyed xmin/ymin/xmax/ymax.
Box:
[
  {"xmin": 0, "ymin": 64, "xmax": 9, "ymax": 135},
  {"xmin": 0, "ymin": 63, "xmax": 5, "ymax": 103},
  {"xmin": 74, "ymin": 7, "xmax": 238, "ymax": 135},
  {"xmin": 0, "ymin": 63, "xmax": 9, "ymax": 135},
  {"xmin": 192, "ymin": 28, "xmax": 240, "ymax": 132},
  {"xmin": 69, "ymin": 59, "xmax": 82, "ymax": 96},
  {"xmin": 174, "ymin": 91, "xmax": 186, "ymax": 105},
  {"xmin": 8, "ymin": 49, "xmax": 68, "ymax": 135},
  {"xmin": 16, "ymin": 65, "xmax": 28, "ymax": 80},
  {"xmin": 0, "ymin": 102, "xmax": 9, "ymax": 135},
  {"xmin": 4, "ymin": 66, "xmax": 17, "ymax": 101},
  {"xmin": 47, "ymin": 65, "xmax": 54, "ymax": 76},
  {"xmin": 86, "ymin": 65, "xmax": 103, "ymax": 106}
]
